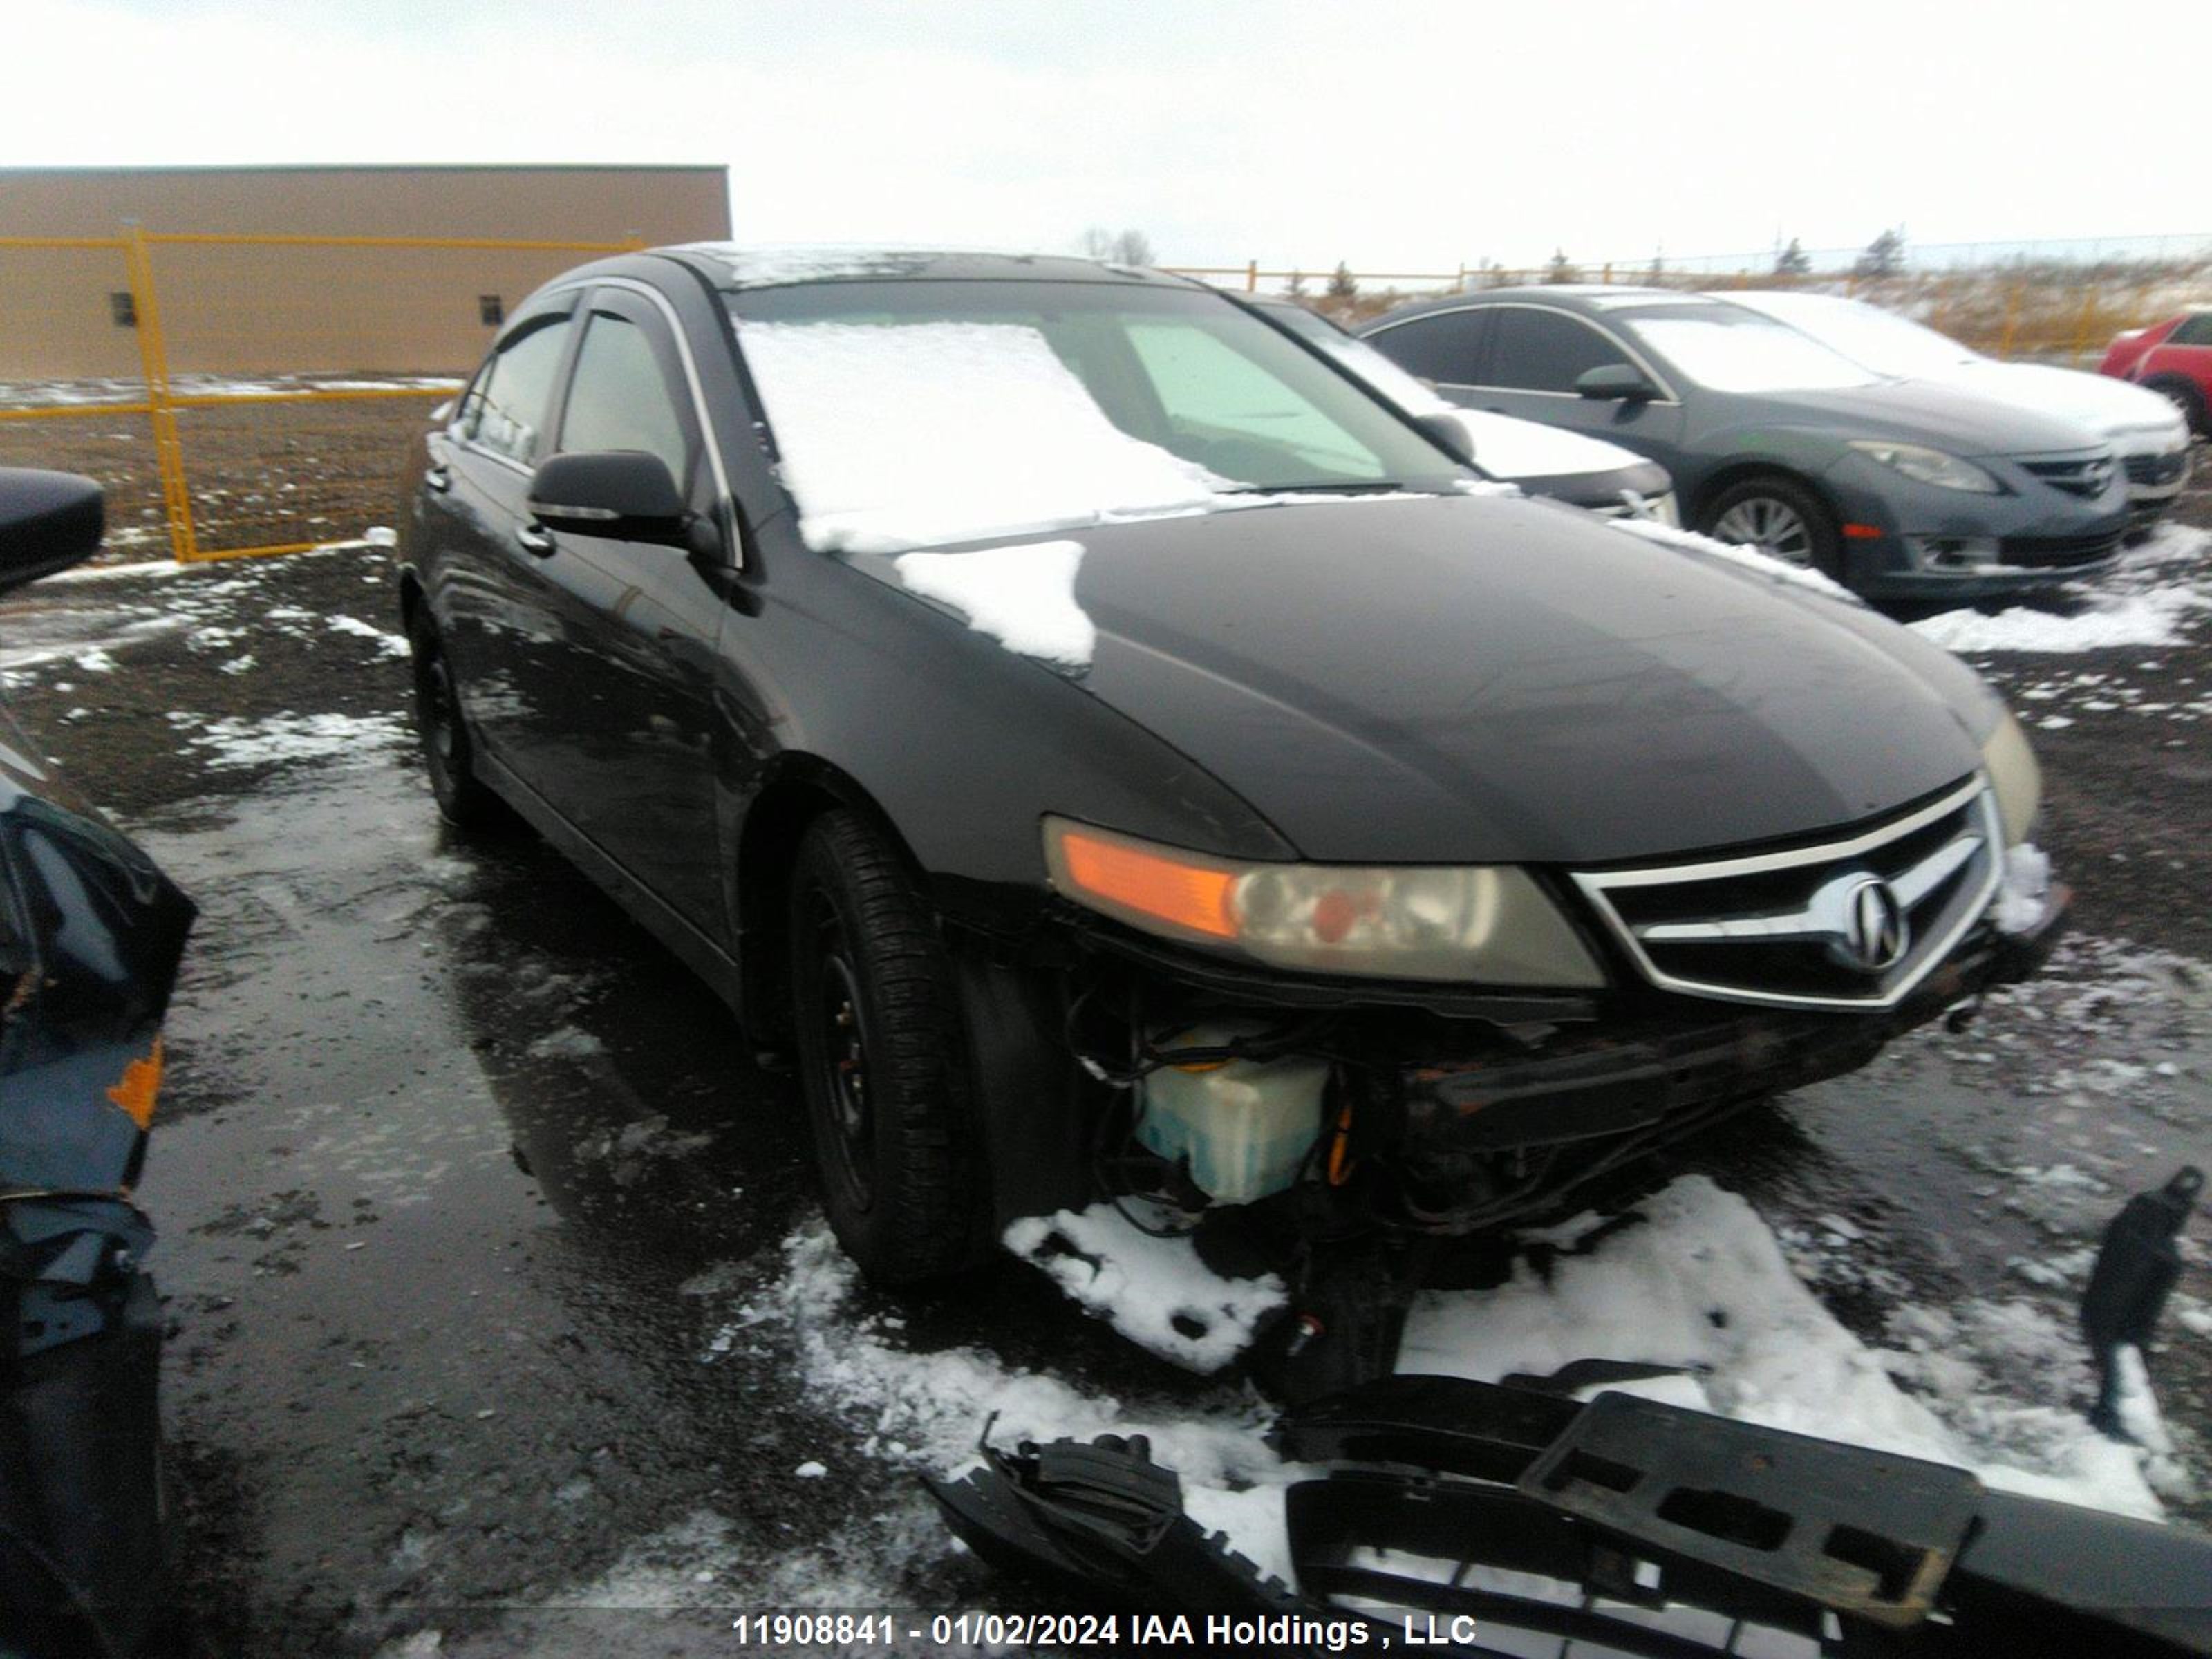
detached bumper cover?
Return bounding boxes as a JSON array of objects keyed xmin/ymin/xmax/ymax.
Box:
[{"xmin": 930, "ymin": 1375, "xmax": 2212, "ymax": 1655}]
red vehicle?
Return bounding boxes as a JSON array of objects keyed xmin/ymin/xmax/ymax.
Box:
[{"xmin": 2101, "ymin": 309, "xmax": 2212, "ymax": 436}]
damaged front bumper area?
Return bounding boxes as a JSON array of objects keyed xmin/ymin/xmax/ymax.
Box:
[
  {"xmin": 1058, "ymin": 890, "xmax": 2068, "ymax": 1237},
  {"xmin": 928, "ymin": 1373, "xmax": 2212, "ymax": 1656}
]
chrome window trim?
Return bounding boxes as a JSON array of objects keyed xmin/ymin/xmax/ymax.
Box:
[
  {"xmin": 547, "ymin": 274, "xmax": 740, "ymax": 566},
  {"xmin": 1367, "ymin": 300, "xmax": 1683, "ymax": 406},
  {"xmin": 1570, "ymin": 776, "xmax": 2003, "ymax": 1013}
]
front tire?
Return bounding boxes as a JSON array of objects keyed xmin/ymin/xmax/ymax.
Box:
[
  {"xmin": 406, "ymin": 611, "xmax": 501, "ymax": 830},
  {"xmin": 789, "ymin": 809, "xmax": 988, "ymax": 1285},
  {"xmin": 1699, "ymin": 474, "xmax": 1844, "ymax": 579},
  {"xmin": 2145, "ymin": 376, "xmax": 2208, "ymax": 438}
]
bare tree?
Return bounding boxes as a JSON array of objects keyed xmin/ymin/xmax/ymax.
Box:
[
  {"xmin": 1078, "ymin": 226, "xmax": 1154, "ymax": 265},
  {"xmin": 1545, "ymin": 248, "xmax": 1581, "ymax": 285},
  {"xmin": 1285, "ymin": 268, "xmax": 1309, "ymax": 299}
]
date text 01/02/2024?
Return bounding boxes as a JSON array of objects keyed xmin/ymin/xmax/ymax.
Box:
[{"xmin": 726, "ymin": 1611, "xmax": 1395, "ymax": 1648}]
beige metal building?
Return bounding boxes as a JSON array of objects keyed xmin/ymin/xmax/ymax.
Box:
[{"xmin": 0, "ymin": 165, "xmax": 731, "ymax": 379}]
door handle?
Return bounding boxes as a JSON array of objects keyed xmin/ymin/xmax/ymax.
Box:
[
  {"xmin": 516, "ymin": 524, "xmax": 555, "ymax": 557},
  {"xmin": 424, "ymin": 465, "xmax": 451, "ymax": 493}
]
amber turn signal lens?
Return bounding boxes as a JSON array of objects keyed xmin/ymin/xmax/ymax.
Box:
[
  {"xmin": 106, "ymin": 1035, "xmax": 165, "ymax": 1130},
  {"xmin": 1056, "ymin": 829, "xmax": 1238, "ymax": 940}
]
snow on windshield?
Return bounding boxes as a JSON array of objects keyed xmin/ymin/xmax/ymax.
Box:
[
  {"xmin": 738, "ymin": 319, "xmax": 1227, "ymax": 552},
  {"xmin": 1631, "ymin": 314, "xmax": 1880, "ymax": 393},
  {"xmin": 1745, "ymin": 296, "xmax": 1977, "ymax": 377}
]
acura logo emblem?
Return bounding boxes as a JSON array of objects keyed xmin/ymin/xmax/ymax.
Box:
[{"xmin": 1838, "ymin": 876, "xmax": 1909, "ymax": 972}]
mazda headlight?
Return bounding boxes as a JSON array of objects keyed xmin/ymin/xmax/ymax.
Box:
[
  {"xmin": 1043, "ymin": 816, "xmax": 1604, "ymax": 986},
  {"xmin": 1980, "ymin": 708, "xmax": 2041, "ymax": 847},
  {"xmin": 1850, "ymin": 440, "xmax": 2001, "ymax": 494}
]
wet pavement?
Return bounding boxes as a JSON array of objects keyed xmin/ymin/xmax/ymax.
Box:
[{"xmin": 2, "ymin": 514, "xmax": 2210, "ymax": 1654}]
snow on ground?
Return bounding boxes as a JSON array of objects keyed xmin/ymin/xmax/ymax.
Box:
[
  {"xmin": 671, "ymin": 1161, "xmax": 2190, "ymax": 1611},
  {"xmin": 326, "ymin": 612, "xmax": 412, "ymax": 658},
  {"xmin": 182, "ymin": 710, "xmax": 407, "ymax": 769},
  {"xmin": 1910, "ymin": 523, "xmax": 2212, "ymax": 654},
  {"xmin": 1400, "ymin": 1177, "xmax": 2164, "ymax": 1518},
  {"xmin": 895, "ymin": 540, "xmax": 1095, "ymax": 667},
  {"xmin": 1003, "ymin": 1203, "xmax": 1286, "ymax": 1371},
  {"xmin": 699, "ymin": 1220, "xmax": 1304, "ymax": 1586}
]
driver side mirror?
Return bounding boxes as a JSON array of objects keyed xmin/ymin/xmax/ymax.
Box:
[
  {"xmin": 1413, "ymin": 412, "xmax": 1477, "ymax": 467},
  {"xmin": 1575, "ymin": 363, "xmax": 1660, "ymax": 403},
  {"xmin": 0, "ymin": 469, "xmax": 104, "ymax": 598},
  {"xmin": 527, "ymin": 451, "xmax": 690, "ymax": 544}
]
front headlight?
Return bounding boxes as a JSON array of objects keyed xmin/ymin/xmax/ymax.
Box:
[
  {"xmin": 1980, "ymin": 708, "xmax": 2042, "ymax": 846},
  {"xmin": 1042, "ymin": 816, "xmax": 1605, "ymax": 986},
  {"xmin": 1850, "ymin": 440, "xmax": 2002, "ymax": 494}
]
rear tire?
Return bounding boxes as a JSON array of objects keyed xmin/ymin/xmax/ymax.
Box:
[
  {"xmin": 789, "ymin": 809, "xmax": 988, "ymax": 1285},
  {"xmin": 406, "ymin": 611, "xmax": 501, "ymax": 830},
  {"xmin": 1698, "ymin": 474, "xmax": 1844, "ymax": 579}
]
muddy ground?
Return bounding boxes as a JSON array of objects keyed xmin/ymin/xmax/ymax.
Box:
[{"xmin": 0, "ymin": 427, "xmax": 2209, "ymax": 1656}]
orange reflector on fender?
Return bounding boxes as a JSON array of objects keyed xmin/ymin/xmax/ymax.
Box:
[
  {"xmin": 1058, "ymin": 831, "xmax": 1239, "ymax": 939},
  {"xmin": 1841, "ymin": 523, "xmax": 1884, "ymax": 540},
  {"xmin": 106, "ymin": 1036, "xmax": 165, "ymax": 1130}
]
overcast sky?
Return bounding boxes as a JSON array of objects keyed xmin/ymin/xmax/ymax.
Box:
[{"xmin": 8, "ymin": 0, "xmax": 2204, "ymax": 272}]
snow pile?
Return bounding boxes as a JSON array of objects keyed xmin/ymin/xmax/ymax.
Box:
[
  {"xmin": 1397, "ymin": 1177, "xmax": 2165, "ymax": 1519},
  {"xmin": 1993, "ymin": 842, "xmax": 2054, "ymax": 935},
  {"xmin": 1913, "ymin": 588, "xmax": 2211, "ymax": 654},
  {"xmin": 896, "ymin": 540, "xmax": 1094, "ymax": 667},
  {"xmin": 1911, "ymin": 523, "xmax": 2212, "ymax": 655},
  {"xmin": 1606, "ymin": 514, "xmax": 1859, "ymax": 601},
  {"xmin": 1003, "ymin": 1204, "xmax": 1286, "ymax": 1371},
  {"xmin": 739, "ymin": 320, "xmax": 1225, "ymax": 552}
]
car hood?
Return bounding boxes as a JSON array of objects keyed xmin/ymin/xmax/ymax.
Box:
[
  {"xmin": 881, "ymin": 494, "xmax": 1991, "ymax": 865},
  {"xmin": 1446, "ymin": 409, "xmax": 1650, "ymax": 480},
  {"xmin": 1933, "ymin": 362, "xmax": 2191, "ymax": 447},
  {"xmin": 1751, "ymin": 379, "xmax": 2108, "ymax": 458}
]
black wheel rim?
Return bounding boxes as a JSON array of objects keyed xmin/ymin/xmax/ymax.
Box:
[{"xmin": 808, "ymin": 893, "xmax": 877, "ymax": 1210}]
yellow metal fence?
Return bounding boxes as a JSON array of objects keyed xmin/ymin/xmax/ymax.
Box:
[{"xmin": 0, "ymin": 227, "xmax": 641, "ymax": 563}]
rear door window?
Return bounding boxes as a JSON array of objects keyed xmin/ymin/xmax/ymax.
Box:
[
  {"xmin": 1485, "ymin": 309, "xmax": 1631, "ymax": 393},
  {"xmin": 1365, "ymin": 309, "xmax": 1492, "ymax": 386},
  {"xmin": 459, "ymin": 315, "xmax": 574, "ymax": 465},
  {"xmin": 2170, "ymin": 314, "xmax": 2212, "ymax": 346}
]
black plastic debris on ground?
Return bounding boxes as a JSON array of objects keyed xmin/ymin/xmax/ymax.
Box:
[{"xmin": 928, "ymin": 1373, "xmax": 2212, "ymax": 1658}]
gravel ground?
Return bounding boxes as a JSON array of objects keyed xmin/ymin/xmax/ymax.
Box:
[{"xmin": 1, "ymin": 422, "xmax": 2208, "ymax": 1655}]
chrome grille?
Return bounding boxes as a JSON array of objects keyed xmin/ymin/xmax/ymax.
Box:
[
  {"xmin": 1571, "ymin": 779, "xmax": 2000, "ymax": 1011},
  {"xmin": 2020, "ymin": 450, "xmax": 2118, "ymax": 499}
]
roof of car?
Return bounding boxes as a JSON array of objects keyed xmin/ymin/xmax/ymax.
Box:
[
  {"xmin": 660, "ymin": 243, "xmax": 1204, "ymax": 292},
  {"xmin": 1363, "ymin": 285, "xmax": 1724, "ymax": 328}
]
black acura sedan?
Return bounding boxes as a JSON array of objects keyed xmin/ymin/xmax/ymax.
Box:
[
  {"xmin": 1360, "ymin": 287, "xmax": 2133, "ymax": 601},
  {"xmin": 397, "ymin": 247, "xmax": 2063, "ymax": 1296}
]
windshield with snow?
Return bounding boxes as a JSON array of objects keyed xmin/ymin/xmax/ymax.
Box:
[
  {"xmin": 1743, "ymin": 296, "xmax": 1979, "ymax": 377},
  {"xmin": 727, "ymin": 281, "xmax": 1462, "ymax": 552},
  {"xmin": 1627, "ymin": 306, "xmax": 1884, "ymax": 394}
]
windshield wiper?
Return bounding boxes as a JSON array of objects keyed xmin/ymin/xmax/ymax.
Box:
[{"xmin": 1218, "ymin": 480, "xmax": 1407, "ymax": 496}]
